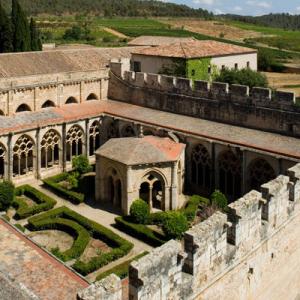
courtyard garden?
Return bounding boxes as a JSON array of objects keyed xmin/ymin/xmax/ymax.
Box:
[{"xmin": 115, "ymin": 190, "xmax": 228, "ymax": 246}]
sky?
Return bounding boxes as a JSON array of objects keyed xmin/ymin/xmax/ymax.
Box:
[{"xmin": 167, "ymin": 0, "xmax": 300, "ymax": 16}]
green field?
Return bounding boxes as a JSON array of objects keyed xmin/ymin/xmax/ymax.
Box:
[
  {"xmin": 37, "ymin": 16, "xmax": 300, "ymax": 61},
  {"xmin": 228, "ymin": 21, "xmax": 300, "ymax": 53}
]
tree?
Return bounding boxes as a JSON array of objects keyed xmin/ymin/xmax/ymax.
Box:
[
  {"xmin": 215, "ymin": 68, "xmax": 268, "ymax": 88},
  {"xmin": 0, "ymin": 181, "xmax": 15, "ymax": 211},
  {"xmin": 72, "ymin": 155, "xmax": 92, "ymax": 175},
  {"xmin": 11, "ymin": 0, "xmax": 31, "ymax": 52},
  {"xmin": 30, "ymin": 18, "xmax": 42, "ymax": 51},
  {"xmin": 211, "ymin": 190, "xmax": 228, "ymax": 210},
  {"xmin": 63, "ymin": 25, "xmax": 82, "ymax": 40},
  {"xmin": 0, "ymin": 2, "xmax": 13, "ymax": 53},
  {"xmin": 130, "ymin": 199, "xmax": 150, "ymax": 224},
  {"xmin": 162, "ymin": 211, "xmax": 188, "ymax": 239}
]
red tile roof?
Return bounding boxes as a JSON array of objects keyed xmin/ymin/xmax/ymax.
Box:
[{"xmin": 131, "ymin": 40, "xmax": 257, "ymax": 59}]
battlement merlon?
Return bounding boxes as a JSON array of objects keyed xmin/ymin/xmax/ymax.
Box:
[{"xmin": 109, "ymin": 60, "xmax": 296, "ymax": 107}]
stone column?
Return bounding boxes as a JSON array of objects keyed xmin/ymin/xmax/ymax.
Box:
[
  {"xmin": 36, "ymin": 127, "xmax": 41, "ymax": 179},
  {"xmin": 85, "ymin": 119, "xmax": 90, "ymax": 158},
  {"xmin": 62, "ymin": 123, "xmax": 67, "ymax": 172},
  {"xmin": 149, "ymin": 185, "xmax": 153, "ymax": 211},
  {"xmin": 125, "ymin": 166, "xmax": 132, "ymax": 215},
  {"xmin": 170, "ymin": 162, "xmax": 178, "ymax": 210},
  {"xmin": 7, "ymin": 133, "xmax": 13, "ymax": 181}
]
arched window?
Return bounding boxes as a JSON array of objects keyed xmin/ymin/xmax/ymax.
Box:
[
  {"xmin": 121, "ymin": 125, "xmax": 135, "ymax": 137},
  {"xmin": 191, "ymin": 144, "xmax": 212, "ymax": 192},
  {"xmin": 65, "ymin": 97, "xmax": 78, "ymax": 104},
  {"xmin": 139, "ymin": 172, "xmax": 165, "ymax": 210},
  {"xmin": 13, "ymin": 135, "xmax": 35, "ymax": 177},
  {"xmin": 41, "ymin": 130, "xmax": 61, "ymax": 169},
  {"xmin": 106, "ymin": 121, "xmax": 118, "ymax": 140},
  {"xmin": 86, "ymin": 93, "xmax": 98, "ymax": 101},
  {"xmin": 248, "ymin": 159, "xmax": 276, "ymax": 191},
  {"xmin": 42, "ymin": 100, "xmax": 56, "ymax": 109},
  {"xmin": 218, "ymin": 150, "xmax": 242, "ymax": 201},
  {"xmin": 89, "ymin": 121, "xmax": 101, "ymax": 156},
  {"xmin": 66, "ymin": 125, "xmax": 84, "ymax": 162},
  {"xmin": 0, "ymin": 143, "xmax": 6, "ymax": 178},
  {"xmin": 16, "ymin": 104, "xmax": 31, "ymax": 113}
]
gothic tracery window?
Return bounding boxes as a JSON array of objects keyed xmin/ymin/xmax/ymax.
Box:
[
  {"xmin": 13, "ymin": 135, "xmax": 35, "ymax": 177},
  {"xmin": 66, "ymin": 125, "xmax": 84, "ymax": 162},
  {"xmin": 191, "ymin": 144, "xmax": 212, "ymax": 192},
  {"xmin": 89, "ymin": 121, "xmax": 101, "ymax": 156},
  {"xmin": 0, "ymin": 143, "xmax": 6, "ymax": 178},
  {"xmin": 218, "ymin": 150, "xmax": 242, "ymax": 201},
  {"xmin": 248, "ymin": 159, "xmax": 276, "ymax": 191},
  {"xmin": 41, "ymin": 130, "xmax": 60, "ymax": 169}
]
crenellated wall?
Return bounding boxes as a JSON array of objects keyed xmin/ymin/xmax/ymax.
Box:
[
  {"xmin": 108, "ymin": 61, "xmax": 300, "ymax": 137},
  {"xmin": 78, "ymin": 163, "xmax": 300, "ymax": 300}
]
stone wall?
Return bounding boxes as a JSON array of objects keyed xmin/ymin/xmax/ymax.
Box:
[
  {"xmin": 108, "ymin": 62, "xmax": 300, "ymax": 137},
  {"xmin": 0, "ymin": 69, "xmax": 109, "ymax": 116},
  {"xmin": 78, "ymin": 163, "xmax": 300, "ymax": 300}
]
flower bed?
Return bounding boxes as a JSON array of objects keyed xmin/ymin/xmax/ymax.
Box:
[
  {"xmin": 28, "ymin": 206, "xmax": 133, "ymax": 275},
  {"xmin": 43, "ymin": 173, "xmax": 84, "ymax": 204},
  {"xmin": 13, "ymin": 185, "xmax": 57, "ymax": 219}
]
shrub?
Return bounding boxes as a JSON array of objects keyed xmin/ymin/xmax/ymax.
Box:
[
  {"xmin": 43, "ymin": 173, "xmax": 84, "ymax": 204},
  {"xmin": 14, "ymin": 224, "xmax": 25, "ymax": 232},
  {"xmin": 96, "ymin": 251, "xmax": 148, "ymax": 281},
  {"xmin": 115, "ymin": 216, "xmax": 167, "ymax": 247},
  {"xmin": 0, "ymin": 181, "xmax": 15, "ymax": 211},
  {"xmin": 162, "ymin": 211, "xmax": 188, "ymax": 239},
  {"xmin": 13, "ymin": 185, "xmax": 56, "ymax": 219},
  {"xmin": 130, "ymin": 199, "xmax": 150, "ymax": 224},
  {"xmin": 215, "ymin": 68, "xmax": 268, "ymax": 88},
  {"xmin": 28, "ymin": 206, "xmax": 133, "ymax": 274},
  {"xmin": 183, "ymin": 195, "xmax": 210, "ymax": 222},
  {"xmin": 28, "ymin": 216, "xmax": 90, "ymax": 261},
  {"xmin": 72, "ymin": 155, "xmax": 92, "ymax": 175},
  {"xmin": 67, "ymin": 173, "xmax": 79, "ymax": 189},
  {"xmin": 211, "ymin": 190, "xmax": 228, "ymax": 210}
]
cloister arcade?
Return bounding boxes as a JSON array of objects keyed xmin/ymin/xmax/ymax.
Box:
[{"xmin": 0, "ymin": 114, "xmax": 296, "ymax": 204}]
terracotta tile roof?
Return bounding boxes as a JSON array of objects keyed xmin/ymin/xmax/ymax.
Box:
[
  {"xmin": 132, "ymin": 40, "xmax": 257, "ymax": 59},
  {"xmin": 128, "ymin": 36, "xmax": 195, "ymax": 46},
  {"xmin": 0, "ymin": 47, "xmax": 144, "ymax": 78},
  {"xmin": 0, "ymin": 219, "xmax": 88, "ymax": 300},
  {"xmin": 96, "ymin": 136, "xmax": 185, "ymax": 165},
  {"xmin": 0, "ymin": 100, "xmax": 299, "ymax": 161}
]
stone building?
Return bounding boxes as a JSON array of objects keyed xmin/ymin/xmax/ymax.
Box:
[
  {"xmin": 95, "ymin": 135, "xmax": 185, "ymax": 214},
  {"xmin": 131, "ymin": 40, "xmax": 257, "ymax": 80}
]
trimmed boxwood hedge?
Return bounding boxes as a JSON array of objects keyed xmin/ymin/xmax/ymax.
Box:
[
  {"xmin": 28, "ymin": 216, "xmax": 90, "ymax": 262},
  {"xmin": 43, "ymin": 173, "xmax": 84, "ymax": 204},
  {"xmin": 96, "ymin": 251, "xmax": 148, "ymax": 281},
  {"xmin": 28, "ymin": 206, "xmax": 133, "ymax": 275},
  {"xmin": 115, "ymin": 216, "xmax": 168, "ymax": 247},
  {"xmin": 183, "ymin": 195, "xmax": 210, "ymax": 222},
  {"xmin": 13, "ymin": 185, "xmax": 57, "ymax": 219}
]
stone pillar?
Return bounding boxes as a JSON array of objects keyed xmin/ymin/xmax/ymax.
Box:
[
  {"xmin": 85, "ymin": 119, "xmax": 90, "ymax": 158},
  {"xmin": 125, "ymin": 166, "xmax": 132, "ymax": 215},
  {"xmin": 57, "ymin": 83, "xmax": 63, "ymax": 107},
  {"xmin": 36, "ymin": 127, "xmax": 41, "ymax": 179},
  {"xmin": 62, "ymin": 123, "xmax": 67, "ymax": 172},
  {"xmin": 170, "ymin": 162, "xmax": 178, "ymax": 210},
  {"xmin": 7, "ymin": 134, "xmax": 13, "ymax": 181}
]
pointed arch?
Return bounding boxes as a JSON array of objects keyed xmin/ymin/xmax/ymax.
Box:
[
  {"xmin": 248, "ymin": 158, "xmax": 276, "ymax": 192},
  {"xmin": 66, "ymin": 125, "xmax": 84, "ymax": 162},
  {"xmin": 0, "ymin": 142, "xmax": 7, "ymax": 178},
  {"xmin": 86, "ymin": 93, "xmax": 98, "ymax": 101},
  {"xmin": 16, "ymin": 104, "xmax": 32, "ymax": 113},
  {"xmin": 41, "ymin": 129, "xmax": 61, "ymax": 169},
  {"xmin": 65, "ymin": 97, "xmax": 78, "ymax": 104},
  {"xmin": 13, "ymin": 134, "xmax": 35, "ymax": 177},
  {"xmin": 42, "ymin": 100, "xmax": 56, "ymax": 109},
  {"xmin": 218, "ymin": 150, "xmax": 242, "ymax": 201},
  {"xmin": 89, "ymin": 120, "xmax": 101, "ymax": 156}
]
